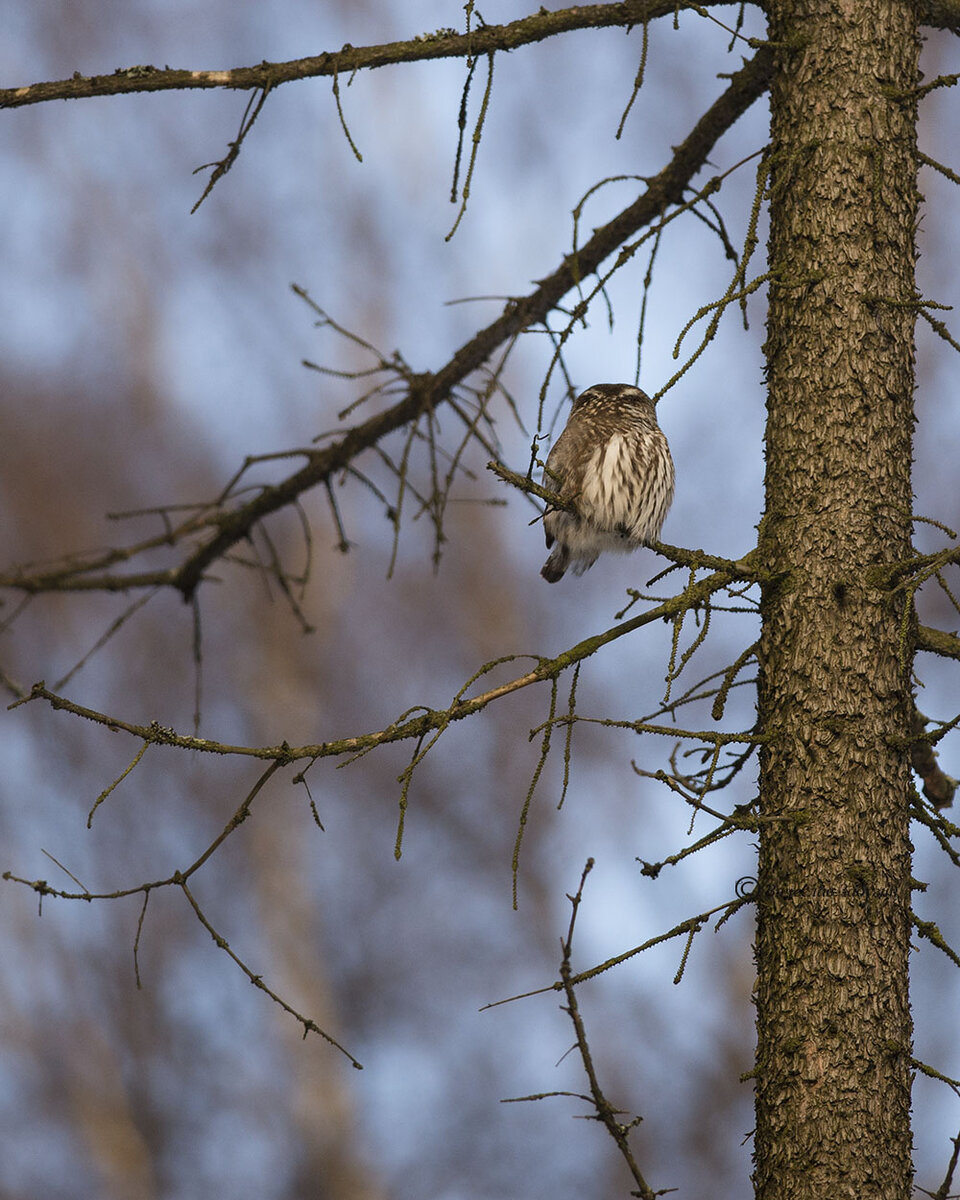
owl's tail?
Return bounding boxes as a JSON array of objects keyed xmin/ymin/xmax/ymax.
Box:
[{"xmin": 541, "ymin": 545, "xmax": 569, "ymax": 583}]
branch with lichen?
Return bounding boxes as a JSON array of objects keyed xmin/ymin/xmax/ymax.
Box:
[
  {"xmin": 7, "ymin": 551, "xmax": 764, "ymax": 767},
  {"xmin": 2, "ymin": 0, "xmax": 954, "ymax": 114},
  {"xmin": 916, "ymin": 624, "xmax": 960, "ymax": 663},
  {"xmin": 922, "ymin": 0, "xmax": 960, "ymax": 32}
]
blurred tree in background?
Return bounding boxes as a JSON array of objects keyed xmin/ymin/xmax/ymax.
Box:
[{"xmin": 3, "ymin": 3, "xmax": 960, "ymax": 1199}]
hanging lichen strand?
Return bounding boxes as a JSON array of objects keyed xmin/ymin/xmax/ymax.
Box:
[{"xmin": 755, "ymin": 3, "xmax": 920, "ymax": 1198}]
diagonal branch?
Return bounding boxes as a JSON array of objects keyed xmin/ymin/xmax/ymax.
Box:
[
  {"xmin": 3, "ymin": 757, "xmax": 363, "ymax": 1066},
  {"xmin": 1, "ymin": 46, "xmax": 774, "ymax": 602},
  {"xmin": 0, "ymin": 2, "xmax": 752, "ymax": 110}
]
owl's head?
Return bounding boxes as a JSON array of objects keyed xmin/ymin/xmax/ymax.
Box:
[{"xmin": 572, "ymin": 383, "xmax": 657, "ymax": 415}]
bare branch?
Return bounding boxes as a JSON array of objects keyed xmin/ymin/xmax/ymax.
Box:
[
  {"xmin": 1, "ymin": 47, "xmax": 774, "ymax": 602},
  {"xmin": 556, "ymin": 860, "xmax": 660, "ymax": 1200},
  {"xmin": 3, "ymin": 758, "xmax": 362, "ymax": 1063},
  {"xmin": 918, "ymin": 1128, "xmax": 960, "ymax": 1200},
  {"xmin": 177, "ymin": 875, "xmax": 363, "ymax": 1067},
  {"xmin": 191, "ymin": 85, "xmax": 272, "ymax": 212},
  {"xmin": 482, "ymin": 892, "xmax": 749, "ymax": 1008}
]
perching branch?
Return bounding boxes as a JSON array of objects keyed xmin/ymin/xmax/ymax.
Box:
[{"xmin": 8, "ymin": 552, "xmax": 761, "ymax": 764}]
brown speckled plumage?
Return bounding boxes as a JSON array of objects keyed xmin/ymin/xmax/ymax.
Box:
[{"xmin": 541, "ymin": 384, "xmax": 674, "ymax": 582}]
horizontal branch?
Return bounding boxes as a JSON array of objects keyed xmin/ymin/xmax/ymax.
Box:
[
  {"xmin": 916, "ymin": 623, "xmax": 960, "ymax": 662},
  {"xmin": 1, "ymin": 46, "xmax": 773, "ymax": 602},
  {"xmin": 9, "ymin": 552, "xmax": 758, "ymax": 762},
  {"xmin": 0, "ymin": 2, "xmax": 750, "ymax": 110},
  {"xmin": 487, "ymin": 462, "xmax": 762, "ymax": 585},
  {"xmin": 489, "ymin": 452, "xmax": 763, "ymax": 575},
  {"xmin": 3, "ymin": 1, "xmax": 955, "ymax": 115}
]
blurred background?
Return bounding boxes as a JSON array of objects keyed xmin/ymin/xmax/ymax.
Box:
[{"xmin": 1, "ymin": 4, "xmax": 959, "ymax": 1198}]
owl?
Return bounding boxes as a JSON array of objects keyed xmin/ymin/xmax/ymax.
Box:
[{"xmin": 540, "ymin": 383, "xmax": 674, "ymax": 583}]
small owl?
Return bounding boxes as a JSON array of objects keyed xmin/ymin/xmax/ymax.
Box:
[{"xmin": 541, "ymin": 383, "xmax": 674, "ymax": 583}]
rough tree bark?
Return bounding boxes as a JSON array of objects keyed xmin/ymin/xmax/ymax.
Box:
[{"xmin": 755, "ymin": 2, "xmax": 919, "ymax": 1197}]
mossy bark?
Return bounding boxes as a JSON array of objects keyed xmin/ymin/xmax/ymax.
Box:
[{"xmin": 755, "ymin": 2, "xmax": 920, "ymax": 1197}]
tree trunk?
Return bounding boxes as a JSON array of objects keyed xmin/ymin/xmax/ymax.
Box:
[{"xmin": 755, "ymin": 2, "xmax": 919, "ymax": 1198}]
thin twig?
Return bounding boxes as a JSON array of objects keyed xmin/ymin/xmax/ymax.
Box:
[{"xmin": 557, "ymin": 860, "xmax": 660, "ymax": 1200}]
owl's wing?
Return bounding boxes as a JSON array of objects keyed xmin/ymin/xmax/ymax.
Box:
[{"xmin": 543, "ymin": 427, "xmax": 586, "ymax": 502}]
